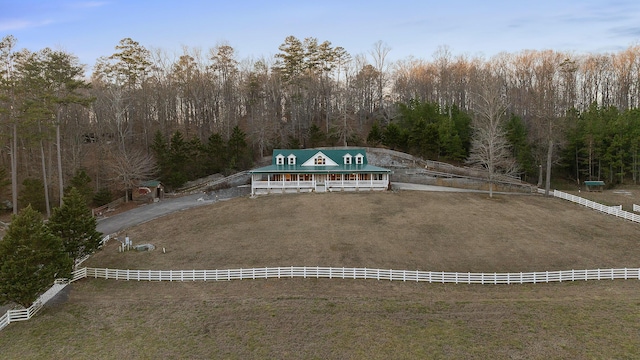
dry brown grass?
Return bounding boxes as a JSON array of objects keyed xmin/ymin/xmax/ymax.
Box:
[
  {"xmin": 2, "ymin": 190, "xmax": 640, "ymax": 359},
  {"xmin": 87, "ymin": 191, "xmax": 640, "ymax": 272}
]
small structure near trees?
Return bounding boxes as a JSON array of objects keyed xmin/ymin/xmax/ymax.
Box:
[
  {"xmin": 584, "ymin": 180, "xmax": 605, "ymax": 192},
  {"xmin": 134, "ymin": 180, "xmax": 164, "ymax": 202}
]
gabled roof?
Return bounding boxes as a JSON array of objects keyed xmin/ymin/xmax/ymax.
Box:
[
  {"xmin": 139, "ymin": 180, "xmax": 162, "ymax": 187},
  {"xmin": 250, "ymin": 148, "xmax": 391, "ymax": 174}
]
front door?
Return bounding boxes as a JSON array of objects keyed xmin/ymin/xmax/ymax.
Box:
[{"xmin": 315, "ymin": 174, "xmax": 326, "ymax": 192}]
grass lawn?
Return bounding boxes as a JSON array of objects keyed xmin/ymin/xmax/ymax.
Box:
[{"xmin": 1, "ymin": 190, "xmax": 640, "ymax": 359}]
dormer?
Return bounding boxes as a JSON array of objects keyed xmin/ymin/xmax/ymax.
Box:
[
  {"xmin": 343, "ymin": 154, "xmax": 352, "ymax": 165},
  {"xmin": 275, "ymin": 154, "xmax": 285, "ymax": 165},
  {"xmin": 355, "ymin": 153, "xmax": 364, "ymax": 165},
  {"xmin": 287, "ymin": 154, "xmax": 296, "ymax": 165},
  {"xmin": 302, "ymin": 151, "xmax": 338, "ymax": 167}
]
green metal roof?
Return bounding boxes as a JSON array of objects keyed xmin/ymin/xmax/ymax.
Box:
[
  {"xmin": 139, "ymin": 180, "xmax": 162, "ymax": 187},
  {"xmin": 250, "ymin": 148, "xmax": 391, "ymax": 174}
]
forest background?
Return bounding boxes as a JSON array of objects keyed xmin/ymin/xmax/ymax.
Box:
[{"xmin": 2, "ymin": 34, "xmax": 640, "ymax": 215}]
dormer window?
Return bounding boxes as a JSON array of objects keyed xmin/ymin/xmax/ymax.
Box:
[
  {"xmin": 355, "ymin": 154, "xmax": 364, "ymax": 165},
  {"xmin": 344, "ymin": 154, "xmax": 352, "ymax": 165},
  {"xmin": 276, "ymin": 154, "xmax": 285, "ymax": 165},
  {"xmin": 314, "ymin": 156, "xmax": 325, "ymax": 165},
  {"xmin": 288, "ymin": 154, "xmax": 296, "ymax": 165}
]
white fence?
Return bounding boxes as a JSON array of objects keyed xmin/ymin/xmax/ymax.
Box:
[
  {"xmin": 0, "ymin": 281, "xmax": 69, "ymax": 331},
  {"xmin": 76, "ymin": 266, "xmax": 640, "ymax": 284},
  {"xmin": 553, "ymin": 190, "xmax": 640, "ymax": 223},
  {"xmin": 3, "ymin": 188, "xmax": 640, "ymax": 332},
  {"xmin": 2, "ymin": 265, "xmax": 640, "ymax": 332},
  {"xmin": 634, "ymin": 204, "xmax": 640, "ymax": 213}
]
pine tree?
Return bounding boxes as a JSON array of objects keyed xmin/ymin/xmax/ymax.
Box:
[
  {"xmin": 227, "ymin": 126, "xmax": 251, "ymax": 171},
  {"xmin": 0, "ymin": 205, "xmax": 73, "ymax": 308},
  {"xmin": 66, "ymin": 169, "xmax": 93, "ymax": 205},
  {"xmin": 47, "ymin": 187, "xmax": 103, "ymax": 263}
]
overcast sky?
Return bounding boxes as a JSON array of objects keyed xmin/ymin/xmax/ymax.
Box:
[{"xmin": 2, "ymin": 0, "xmax": 640, "ymax": 73}]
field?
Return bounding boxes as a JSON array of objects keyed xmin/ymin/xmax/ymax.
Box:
[{"xmin": 1, "ymin": 191, "xmax": 640, "ymax": 359}]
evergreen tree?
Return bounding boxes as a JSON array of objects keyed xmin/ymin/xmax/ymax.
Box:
[
  {"xmin": 227, "ymin": 126, "xmax": 251, "ymax": 170},
  {"xmin": 18, "ymin": 178, "xmax": 47, "ymax": 213},
  {"xmin": 307, "ymin": 124, "xmax": 327, "ymax": 147},
  {"xmin": 505, "ymin": 114, "xmax": 536, "ymax": 181},
  {"xmin": 367, "ymin": 122, "xmax": 383, "ymax": 146},
  {"xmin": 0, "ymin": 205, "xmax": 73, "ymax": 307},
  {"xmin": 205, "ymin": 133, "xmax": 226, "ymax": 174},
  {"xmin": 150, "ymin": 130, "xmax": 171, "ymax": 184},
  {"xmin": 92, "ymin": 187, "xmax": 113, "ymax": 207},
  {"xmin": 47, "ymin": 187, "xmax": 103, "ymax": 263},
  {"xmin": 0, "ymin": 166, "xmax": 10, "ymax": 203},
  {"xmin": 66, "ymin": 169, "xmax": 93, "ymax": 205},
  {"xmin": 164, "ymin": 131, "xmax": 188, "ymax": 189},
  {"xmin": 381, "ymin": 122, "xmax": 408, "ymax": 151}
]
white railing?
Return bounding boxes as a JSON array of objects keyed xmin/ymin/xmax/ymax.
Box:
[
  {"xmin": 2, "ymin": 265, "xmax": 639, "ymax": 332},
  {"xmin": 252, "ymin": 180, "xmax": 315, "ymax": 188},
  {"xmin": 0, "ymin": 282, "xmax": 69, "ymax": 331},
  {"xmin": 77, "ymin": 266, "xmax": 640, "ymax": 284},
  {"xmin": 553, "ymin": 190, "xmax": 640, "ymax": 223},
  {"xmin": 634, "ymin": 204, "xmax": 640, "ymax": 213},
  {"xmin": 326, "ymin": 180, "xmax": 388, "ymax": 189}
]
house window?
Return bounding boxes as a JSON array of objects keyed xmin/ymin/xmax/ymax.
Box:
[
  {"xmin": 355, "ymin": 155, "xmax": 364, "ymax": 165},
  {"xmin": 276, "ymin": 155, "xmax": 285, "ymax": 165},
  {"xmin": 288, "ymin": 155, "xmax": 296, "ymax": 165},
  {"xmin": 344, "ymin": 155, "xmax": 352, "ymax": 165},
  {"xmin": 314, "ymin": 156, "xmax": 325, "ymax": 165}
]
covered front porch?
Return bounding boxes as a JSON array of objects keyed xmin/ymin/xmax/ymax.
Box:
[{"xmin": 250, "ymin": 172, "xmax": 389, "ymax": 195}]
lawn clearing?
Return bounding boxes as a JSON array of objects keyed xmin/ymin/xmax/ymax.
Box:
[
  {"xmin": 86, "ymin": 191, "xmax": 640, "ymax": 272},
  {"xmin": 1, "ymin": 279, "xmax": 639, "ymax": 359},
  {"xmin": 2, "ymin": 190, "xmax": 640, "ymax": 359}
]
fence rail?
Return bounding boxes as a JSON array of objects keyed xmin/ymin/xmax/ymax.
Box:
[
  {"xmin": 76, "ymin": 266, "xmax": 640, "ymax": 284},
  {"xmin": 553, "ymin": 190, "xmax": 640, "ymax": 223},
  {"xmin": 3, "ymin": 188, "xmax": 640, "ymax": 332},
  {"xmin": 2, "ymin": 265, "xmax": 639, "ymax": 332}
]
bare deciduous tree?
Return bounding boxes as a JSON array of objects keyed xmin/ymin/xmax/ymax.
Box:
[
  {"xmin": 467, "ymin": 76, "xmax": 518, "ymax": 198},
  {"xmin": 107, "ymin": 148, "xmax": 157, "ymax": 202}
]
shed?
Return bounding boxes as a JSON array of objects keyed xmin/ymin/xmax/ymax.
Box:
[
  {"xmin": 584, "ymin": 180, "xmax": 605, "ymax": 192},
  {"xmin": 135, "ymin": 180, "xmax": 165, "ymax": 201}
]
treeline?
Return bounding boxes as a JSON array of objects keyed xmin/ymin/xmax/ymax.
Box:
[
  {"xmin": 3, "ymin": 34, "xmax": 640, "ymax": 213},
  {"xmin": 151, "ymin": 126, "xmax": 252, "ymax": 189}
]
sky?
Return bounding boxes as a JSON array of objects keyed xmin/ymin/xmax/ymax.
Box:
[{"xmin": 2, "ymin": 0, "xmax": 640, "ymax": 74}]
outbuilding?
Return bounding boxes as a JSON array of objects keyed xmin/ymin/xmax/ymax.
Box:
[{"xmin": 135, "ymin": 180, "xmax": 165, "ymax": 202}]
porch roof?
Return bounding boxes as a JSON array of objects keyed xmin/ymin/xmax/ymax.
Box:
[{"xmin": 249, "ymin": 163, "xmax": 391, "ymax": 174}]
